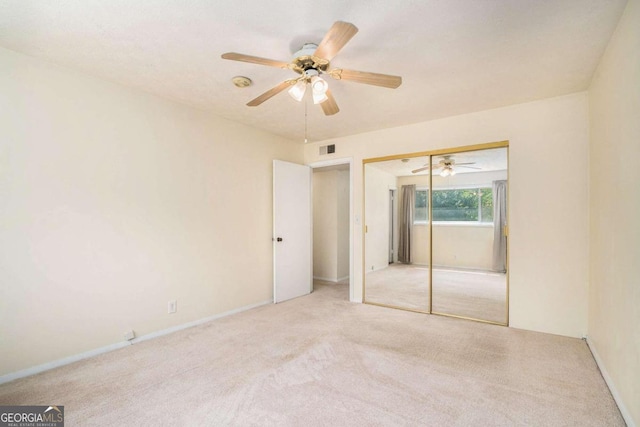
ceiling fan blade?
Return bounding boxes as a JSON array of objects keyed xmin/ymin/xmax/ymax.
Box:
[
  {"xmin": 454, "ymin": 162, "xmax": 476, "ymax": 166},
  {"xmin": 314, "ymin": 21, "xmax": 359, "ymax": 61},
  {"xmin": 320, "ymin": 89, "xmax": 339, "ymax": 116},
  {"xmin": 411, "ymin": 166, "xmax": 430, "ymax": 174},
  {"xmin": 247, "ymin": 81, "xmax": 292, "ymax": 106},
  {"xmin": 413, "ymin": 163, "xmax": 447, "ymax": 174},
  {"xmin": 330, "ymin": 68, "xmax": 402, "ymax": 89},
  {"xmin": 458, "ymin": 165, "xmax": 482, "ymax": 170},
  {"xmin": 221, "ymin": 52, "xmax": 289, "ymax": 69}
]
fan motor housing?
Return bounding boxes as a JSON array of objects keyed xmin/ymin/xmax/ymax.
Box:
[{"xmin": 290, "ymin": 43, "xmax": 329, "ymax": 74}]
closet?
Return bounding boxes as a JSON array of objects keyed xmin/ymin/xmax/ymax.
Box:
[{"xmin": 363, "ymin": 142, "xmax": 508, "ymax": 324}]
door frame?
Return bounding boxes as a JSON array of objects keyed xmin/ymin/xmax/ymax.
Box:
[
  {"xmin": 308, "ymin": 157, "xmax": 355, "ymax": 302},
  {"xmin": 389, "ymin": 189, "xmax": 396, "ymax": 264}
]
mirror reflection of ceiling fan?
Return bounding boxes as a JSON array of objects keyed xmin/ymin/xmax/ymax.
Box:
[
  {"xmin": 221, "ymin": 21, "xmax": 402, "ymax": 115},
  {"xmin": 411, "ymin": 156, "xmax": 481, "ymax": 176}
]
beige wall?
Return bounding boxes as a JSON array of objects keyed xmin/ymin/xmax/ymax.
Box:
[
  {"xmin": 410, "ymin": 223, "xmax": 494, "ymax": 270},
  {"xmin": 312, "ymin": 169, "xmax": 349, "ymax": 282},
  {"xmin": 0, "ymin": 47, "xmax": 302, "ymax": 376},
  {"xmin": 432, "ymin": 225, "xmax": 494, "ymax": 270},
  {"xmin": 336, "ymin": 170, "xmax": 350, "ymax": 280},
  {"xmin": 588, "ymin": 0, "xmax": 640, "ymax": 424},
  {"xmin": 313, "ymin": 171, "xmax": 338, "ymax": 280},
  {"xmin": 306, "ymin": 92, "xmax": 590, "ymax": 338}
]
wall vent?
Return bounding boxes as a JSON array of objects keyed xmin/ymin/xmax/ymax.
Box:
[{"xmin": 319, "ymin": 144, "xmax": 336, "ymax": 155}]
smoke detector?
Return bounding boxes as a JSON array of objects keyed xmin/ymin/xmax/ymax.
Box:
[{"xmin": 232, "ymin": 76, "xmax": 252, "ymax": 88}]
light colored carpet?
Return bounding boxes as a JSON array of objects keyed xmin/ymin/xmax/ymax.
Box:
[
  {"xmin": 0, "ymin": 281, "xmax": 623, "ymax": 426},
  {"xmin": 366, "ymin": 263, "xmax": 431, "ymax": 312},
  {"xmin": 365, "ymin": 264, "xmax": 507, "ymax": 323}
]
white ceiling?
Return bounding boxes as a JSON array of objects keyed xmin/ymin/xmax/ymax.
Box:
[{"xmin": 0, "ymin": 0, "xmax": 627, "ymax": 143}]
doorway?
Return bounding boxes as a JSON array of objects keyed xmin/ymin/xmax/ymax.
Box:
[{"xmin": 309, "ymin": 158, "xmax": 353, "ymax": 301}]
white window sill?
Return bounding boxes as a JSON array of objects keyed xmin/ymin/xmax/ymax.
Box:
[{"xmin": 413, "ymin": 221, "xmax": 494, "ymax": 228}]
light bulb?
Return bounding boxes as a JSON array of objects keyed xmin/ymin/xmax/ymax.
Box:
[
  {"xmin": 310, "ymin": 76, "xmax": 328, "ymax": 94},
  {"xmin": 288, "ymin": 81, "xmax": 306, "ymax": 102},
  {"xmin": 440, "ymin": 168, "xmax": 450, "ymax": 177},
  {"xmin": 313, "ymin": 91, "xmax": 328, "ymax": 104},
  {"xmin": 449, "ymin": 167, "xmax": 456, "ymax": 176}
]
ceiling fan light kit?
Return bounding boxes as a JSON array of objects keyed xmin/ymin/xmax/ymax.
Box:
[
  {"xmin": 310, "ymin": 75, "xmax": 328, "ymax": 95},
  {"xmin": 288, "ymin": 80, "xmax": 307, "ymax": 102},
  {"xmin": 440, "ymin": 166, "xmax": 456, "ymax": 177},
  {"xmin": 310, "ymin": 75, "xmax": 329, "ymax": 104},
  {"xmin": 221, "ymin": 21, "xmax": 402, "ymax": 116},
  {"xmin": 312, "ymin": 90, "xmax": 329, "ymax": 105}
]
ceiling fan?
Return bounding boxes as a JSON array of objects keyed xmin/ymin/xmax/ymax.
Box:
[
  {"xmin": 221, "ymin": 21, "xmax": 402, "ymax": 116},
  {"xmin": 411, "ymin": 156, "xmax": 481, "ymax": 176}
]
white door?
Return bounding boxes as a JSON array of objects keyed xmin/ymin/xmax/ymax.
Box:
[{"xmin": 273, "ymin": 160, "xmax": 312, "ymax": 303}]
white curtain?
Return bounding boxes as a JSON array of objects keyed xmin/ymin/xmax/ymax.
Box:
[
  {"xmin": 398, "ymin": 185, "xmax": 415, "ymax": 264},
  {"xmin": 492, "ymin": 180, "xmax": 508, "ymax": 272}
]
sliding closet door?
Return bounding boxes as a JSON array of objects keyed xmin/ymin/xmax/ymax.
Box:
[
  {"xmin": 362, "ymin": 142, "xmax": 508, "ymax": 326},
  {"xmin": 363, "ymin": 156, "xmax": 430, "ymax": 312}
]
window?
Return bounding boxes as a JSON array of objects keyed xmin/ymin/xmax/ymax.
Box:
[
  {"xmin": 415, "ymin": 187, "xmax": 493, "ymax": 223},
  {"xmin": 415, "ymin": 189, "xmax": 429, "ymax": 222}
]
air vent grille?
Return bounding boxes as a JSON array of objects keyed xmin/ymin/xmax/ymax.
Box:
[{"xmin": 319, "ymin": 144, "xmax": 336, "ymax": 155}]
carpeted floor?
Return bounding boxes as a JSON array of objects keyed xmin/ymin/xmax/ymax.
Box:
[
  {"xmin": 365, "ymin": 264, "xmax": 507, "ymax": 323},
  {"xmin": 0, "ymin": 281, "xmax": 624, "ymax": 426}
]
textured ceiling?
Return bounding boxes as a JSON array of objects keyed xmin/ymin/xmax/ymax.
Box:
[{"xmin": 0, "ymin": 0, "xmax": 627, "ymax": 143}]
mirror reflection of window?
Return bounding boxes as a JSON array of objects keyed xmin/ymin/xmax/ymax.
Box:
[{"xmin": 414, "ymin": 188, "xmax": 494, "ymax": 223}]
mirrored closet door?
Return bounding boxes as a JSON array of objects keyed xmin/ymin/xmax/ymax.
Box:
[
  {"xmin": 364, "ymin": 156, "xmax": 431, "ymax": 312},
  {"xmin": 363, "ymin": 143, "xmax": 508, "ymax": 325},
  {"xmin": 430, "ymin": 147, "xmax": 508, "ymax": 324}
]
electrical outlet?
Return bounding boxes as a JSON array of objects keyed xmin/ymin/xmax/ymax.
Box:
[
  {"xmin": 168, "ymin": 300, "xmax": 177, "ymax": 314},
  {"xmin": 124, "ymin": 330, "xmax": 135, "ymax": 341}
]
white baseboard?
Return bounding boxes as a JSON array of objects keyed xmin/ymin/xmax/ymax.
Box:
[
  {"xmin": 131, "ymin": 299, "xmax": 271, "ymax": 345},
  {"xmin": 0, "ymin": 299, "xmax": 272, "ymax": 385},
  {"xmin": 313, "ymin": 275, "xmax": 350, "ymax": 283},
  {"xmin": 586, "ymin": 336, "xmax": 636, "ymax": 427},
  {"xmin": 0, "ymin": 341, "xmax": 130, "ymax": 385}
]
